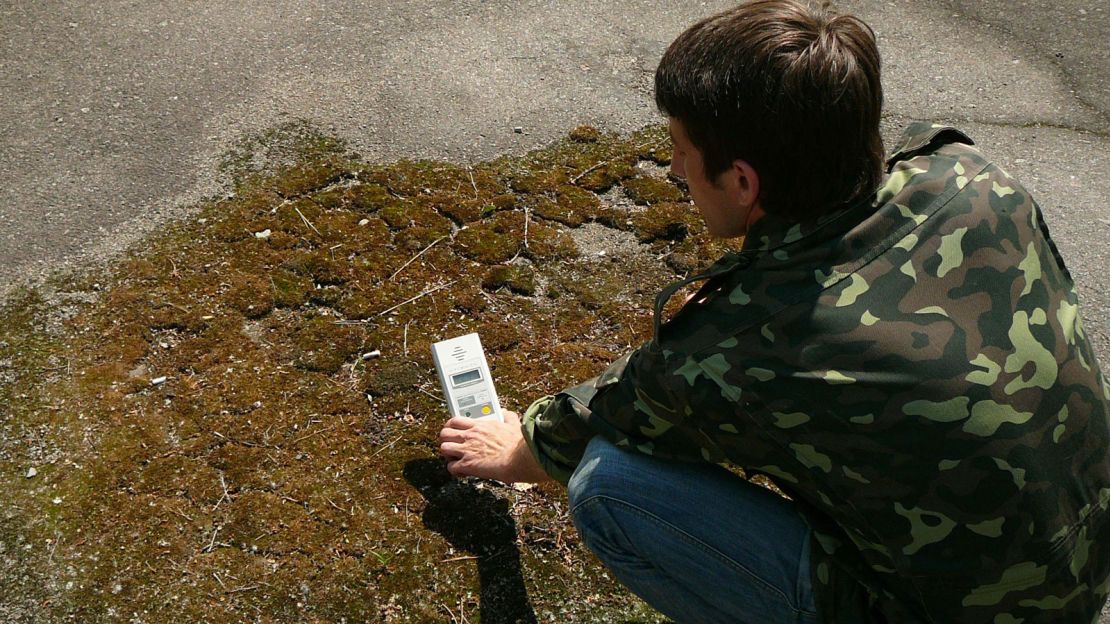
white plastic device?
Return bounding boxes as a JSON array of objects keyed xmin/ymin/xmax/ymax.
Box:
[{"xmin": 431, "ymin": 333, "xmax": 503, "ymax": 422}]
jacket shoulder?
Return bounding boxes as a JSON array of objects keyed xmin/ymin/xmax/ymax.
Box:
[{"xmin": 887, "ymin": 122, "xmax": 975, "ymax": 169}]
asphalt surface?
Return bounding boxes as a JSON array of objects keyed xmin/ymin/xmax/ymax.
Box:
[
  {"xmin": 1, "ymin": 1, "xmax": 1107, "ymax": 348},
  {"xmin": 0, "ymin": 0, "xmax": 1108, "ymax": 618}
]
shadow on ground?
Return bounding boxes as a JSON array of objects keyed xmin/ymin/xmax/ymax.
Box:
[{"xmin": 404, "ymin": 458, "xmax": 538, "ymax": 624}]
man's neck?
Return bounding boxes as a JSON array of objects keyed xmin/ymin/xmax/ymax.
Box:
[{"xmin": 744, "ymin": 203, "xmax": 766, "ymax": 233}]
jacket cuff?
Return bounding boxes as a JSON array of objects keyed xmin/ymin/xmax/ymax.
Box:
[{"xmin": 521, "ymin": 395, "xmax": 575, "ymax": 485}]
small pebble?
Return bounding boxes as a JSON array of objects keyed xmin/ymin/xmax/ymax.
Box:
[
  {"xmin": 358, "ymin": 219, "xmax": 370, "ymax": 226},
  {"xmin": 26, "ymin": 467, "xmax": 37, "ymax": 479},
  {"xmin": 254, "ymin": 229, "xmax": 271, "ymax": 239},
  {"xmin": 151, "ymin": 376, "xmax": 167, "ymax": 386},
  {"xmin": 513, "ymin": 126, "xmax": 523, "ymax": 134},
  {"xmin": 362, "ymin": 350, "xmax": 382, "ymax": 360},
  {"xmin": 52, "ymin": 497, "xmax": 62, "ymax": 504}
]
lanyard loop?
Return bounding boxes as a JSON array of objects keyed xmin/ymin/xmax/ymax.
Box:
[{"xmin": 652, "ymin": 253, "xmax": 752, "ymax": 340}]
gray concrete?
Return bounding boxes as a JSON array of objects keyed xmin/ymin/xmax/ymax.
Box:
[{"xmin": 0, "ymin": 0, "xmax": 1108, "ymax": 618}]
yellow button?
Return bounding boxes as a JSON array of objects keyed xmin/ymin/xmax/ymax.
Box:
[{"xmin": 482, "ymin": 405, "xmax": 491, "ymax": 415}]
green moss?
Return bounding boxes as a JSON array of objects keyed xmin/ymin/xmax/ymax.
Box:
[
  {"xmin": 269, "ymin": 154, "xmax": 352, "ymax": 195},
  {"xmin": 482, "ymin": 264, "xmax": 537, "ymax": 296},
  {"xmin": 226, "ymin": 272, "xmax": 276, "ymax": 319},
  {"xmin": 508, "ymin": 169, "xmax": 568, "ymax": 195},
  {"xmin": 132, "ymin": 455, "xmax": 223, "ymax": 504},
  {"xmin": 574, "ymin": 157, "xmax": 638, "ymax": 192},
  {"xmin": 527, "ymin": 184, "xmax": 603, "ymax": 227},
  {"xmin": 364, "ymin": 361, "xmax": 423, "ymax": 398},
  {"xmin": 623, "ymin": 175, "xmax": 687, "ymax": 205},
  {"xmin": 271, "ymin": 270, "xmax": 313, "ymax": 308},
  {"xmin": 379, "ymin": 199, "xmax": 453, "ymax": 234},
  {"xmin": 292, "ymin": 315, "xmax": 364, "ymax": 374},
  {"xmin": 283, "ymin": 249, "xmax": 350, "ymax": 285},
  {"xmin": 667, "ymin": 234, "xmax": 743, "ymax": 274},
  {"xmin": 308, "ymin": 283, "xmax": 345, "ymax": 308},
  {"xmin": 630, "ymin": 125, "xmax": 673, "ymax": 165},
  {"xmin": 455, "ymin": 211, "xmax": 578, "ymax": 265},
  {"xmin": 568, "ymin": 125, "xmax": 602, "ymax": 143},
  {"xmin": 348, "ymin": 182, "xmax": 393, "ymax": 212},
  {"xmin": 0, "ymin": 121, "xmax": 739, "ymax": 622},
  {"xmin": 631, "ymin": 201, "xmax": 701, "ymax": 242},
  {"xmin": 501, "ymin": 131, "xmax": 639, "ymax": 194},
  {"xmin": 220, "ymin": 119, "xmax": 353, "ymax": 193}
]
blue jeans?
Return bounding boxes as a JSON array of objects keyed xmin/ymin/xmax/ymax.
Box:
[{"xmin": 568, "ymin": 436, "xmax": 820, "ymax": 624}]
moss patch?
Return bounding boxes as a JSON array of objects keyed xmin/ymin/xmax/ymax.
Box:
[
  {"xmin": 0, "ymin": 121, "xmax": 746, "ymax": 622},
  {"xmin": 482, "ymin": 264, "xmax": 537, "ymax": 296},
  {"xmin": 622, "ymin": 175, "xmax": 687, "ymax": 205}
]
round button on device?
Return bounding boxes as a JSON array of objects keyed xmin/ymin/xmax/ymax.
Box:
[{"xmin": 481, "ymin": 406, "xmax": 491, "ymax": 415}]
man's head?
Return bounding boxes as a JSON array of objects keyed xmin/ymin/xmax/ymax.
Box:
[{"xmin": 656, "ymin": 0, "xmax": 883, "ymax": 227}]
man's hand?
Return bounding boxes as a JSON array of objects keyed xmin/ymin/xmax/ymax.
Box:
[{"xmin": 438, "ymin": 410, "xmax": 553, "ymax": 484}]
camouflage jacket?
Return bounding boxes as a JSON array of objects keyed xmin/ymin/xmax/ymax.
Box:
[{"xmin": 522, "ymin": 123, "xmax": 1110, "ymax": 623}]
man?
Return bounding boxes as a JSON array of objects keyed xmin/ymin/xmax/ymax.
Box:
[{"xmin": 438, "ymin": 1, "xmax": 1110, "ymax": 622}]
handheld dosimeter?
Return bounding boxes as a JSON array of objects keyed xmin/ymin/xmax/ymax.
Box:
[{"xmin": 431, "ymin": 333, "xmax": 503, "ymax": 422}]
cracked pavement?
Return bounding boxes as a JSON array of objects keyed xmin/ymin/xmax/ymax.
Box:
[{"xmin": 0, "ymin": 0, "xmax": 1108, "ymax": 620}]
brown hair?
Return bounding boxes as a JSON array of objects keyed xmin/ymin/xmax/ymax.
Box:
[{"xmin": 655, "ymin": 0, "xmax": 884, "ymax": 222}]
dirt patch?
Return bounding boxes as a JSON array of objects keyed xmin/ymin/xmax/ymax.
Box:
[{"xmin": 0, "ymin": 122, "xmax": 740, "ymax": 622}]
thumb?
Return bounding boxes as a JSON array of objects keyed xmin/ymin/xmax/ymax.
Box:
[{"xmin": 501, "ymin": 409, "xmax": 522, "ymax": 425}]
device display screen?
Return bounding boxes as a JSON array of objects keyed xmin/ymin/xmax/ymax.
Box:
[{"xmin": 451, "ymin": 369, "xmax": 481, "ymax": 387}]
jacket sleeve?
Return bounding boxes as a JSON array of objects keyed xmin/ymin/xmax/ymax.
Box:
[{"xmin": 521, "ymin": 339, "xmax": 733, "ymax": 484}]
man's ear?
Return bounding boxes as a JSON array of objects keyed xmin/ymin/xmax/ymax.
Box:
[{"xmin": 731, "ymin": 159, "xmax": 760, "ymax": 209}]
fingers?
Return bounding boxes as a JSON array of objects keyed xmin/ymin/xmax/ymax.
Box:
[
  {"xmin": 501, "ymin": 409, "xmax": 521, "ymax": 425},
  {"xmin": 439, "ymin": 441, "xmax": 465, "ymax": 459},
  {"xmin": 445, "ymin": 459, "xmax": 468, "ymax": 477},
  {"xmin": 445, "ymin": 416, "xmax": 476, "ymax": 430},
  {"xmin": 438, "ymin": 426, "xmax": 467, "ymax": 444}
]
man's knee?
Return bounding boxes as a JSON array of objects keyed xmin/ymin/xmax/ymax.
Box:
[
  {"xmin": 567, "ymin": 437, "xmax": 643, "ymax": 563},
  {"xmin": 567, "ymin": 436, "xmax": 627, "ymax": 513}
]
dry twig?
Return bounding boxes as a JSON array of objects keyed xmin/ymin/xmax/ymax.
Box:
[
  {"xmin": 569, "ymin": 160, "xmax": 608, "ymax": 184},
  {"xmin": 294, "ymin": 206, "xmax": 322, "ymax": 236},
  {"xmin": 441, "ymin": 555, "xmax": 479, "ymax": 563},
  {"xmin": 291, "ymin": 424, "xmax": 335, "ymax": 446},
  {"xmin": 466, "ymin": 166, "xmax": 479, "ymax": 198},
  {"xmin": 523, "ymin": 205, "xmax": 530, "ymax": 248},
  {"xmin": 369, "ymin": 433, "xmax": 406, "ymax": 459},
  {"xmin": 388, "ymin": 235, "xmax": 447, "ymax": 281},
  {"xmin": 204, "ymin": 526, "xmax": 220, "ymax": 553},
  {"xmin": 213, "ymin": 472, "xmax": 230, "ymax": 510},
  {"xmin": 377, "ymin": 280, "xmax": 457, "ymax": 317}
]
